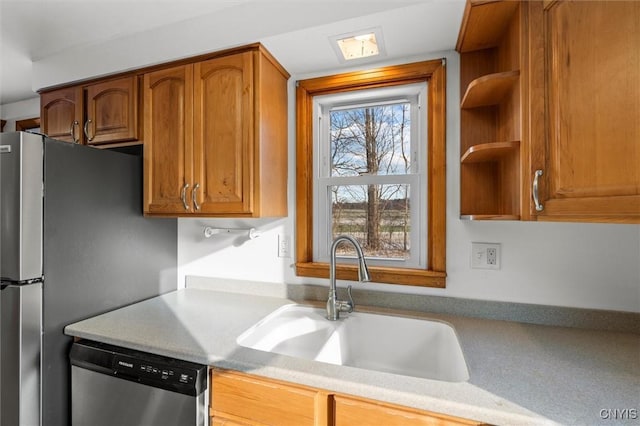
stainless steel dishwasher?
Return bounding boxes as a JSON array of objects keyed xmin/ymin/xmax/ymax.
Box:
[{"xmin": 70, "ymin": 340, "xmax": 207, "ymax": 426}]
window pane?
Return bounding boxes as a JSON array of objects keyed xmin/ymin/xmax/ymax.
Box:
[
  {"xmin": 330, "ymin": 103, "xmax": 411, "ymax": 177},
  {"xmin": 331, "ymin": 184, "xmax": 411, "ymax": 260}
]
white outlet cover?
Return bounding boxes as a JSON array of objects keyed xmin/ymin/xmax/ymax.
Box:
[
  {"xmin": 471, "ymin": 242, "xmax": 501, "ymax": 270},
  {"xmin": 278, "ymin": 234, "xmax": 291, "ymax": 258}
]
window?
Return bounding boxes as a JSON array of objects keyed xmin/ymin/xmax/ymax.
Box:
[
  {"xmin": 296, "ymin": 59, "xmax": 446, "ymax": 287},
  {"xmin": 313, "ymin": 84, "xmax": 427, "ymax": 269}
]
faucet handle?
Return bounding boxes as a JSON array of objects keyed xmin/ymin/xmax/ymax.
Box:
[
  {"xmin": 345, "ymin": 285, "xmax": 355, "ymax": 313},
  {"xmin": 334, "ymin": 286, "xmax": 355, "ymax": 315}
]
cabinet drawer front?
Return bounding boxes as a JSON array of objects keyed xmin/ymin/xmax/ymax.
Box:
[
  {"xmin": 334, "ymin": 395, "xmax": 481, "ymax": 426},
  {"xmin": 211, "ymin": 370, "xmax": 318, "ymax": 426}
]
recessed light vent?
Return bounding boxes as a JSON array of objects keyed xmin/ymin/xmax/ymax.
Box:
[{"xmin": 330, "ymin": 27, "xmax": 385, "ymax": 63}]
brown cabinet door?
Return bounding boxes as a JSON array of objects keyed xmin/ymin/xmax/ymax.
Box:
[
  {"xmin": 143, "ymin": 64, "xmax": 194, "ymax": 215},
  {"xmin": 193, "ymin": 52, "xmax": 253, "ymax": 215},
  {"xmin": 41, "ymin": 86, "xmax": 83, "ymax": 143},
  {"xmin": 530, "ymin": 0, "xmax": 640, "ymax": 222},
  {"xmin": 85, "ymin": 76, "xmax": 138, "ymax": 145}
]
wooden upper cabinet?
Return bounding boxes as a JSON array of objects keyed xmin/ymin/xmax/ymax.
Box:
[
  {"xmin": 143, "ymin": 45, "xmax": 289, "ymax": 217},
  {"xmin": 84, "ymin": 76, "xmax": 139, "ymax": 146},
  {"xmin": 194, "ymin": 52, "xmax": 252, "ymax": 215},
  {"xmin": 458, "ymin": 0, "xmax": 640, "ymax": 223},
  {"xmin": 40, "ymin": 75, "xmax": 140, "ymax": 147},
  {"xmin": 41, "ymin": 86, "xmax": 83, "ymax": 143},
  {"xmin": 143, "ymin": 64, "xmax": 194, "ymax": 215},
  {"xmin": 528, "ymin": 0, "xmax": 640, "ymax": 222}
]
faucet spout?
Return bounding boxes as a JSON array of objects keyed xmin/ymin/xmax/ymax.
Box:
[{"xmin": 327, "ymin": 235, "xmax": 370, "ymax": 321}]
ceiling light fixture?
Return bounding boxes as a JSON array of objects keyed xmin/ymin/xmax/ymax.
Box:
[{"xmin": 330, "ymin": 27, "xmax": 385, "ymax": 63}]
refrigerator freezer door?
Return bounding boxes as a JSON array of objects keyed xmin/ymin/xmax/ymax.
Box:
[
  {"xmin": 0, "ymin": 282, "xmax": 42, "ymax": 426},
  {"xmin": 41, "ymin": 137, "xmax": 177, "ymax": 425},
  {"xmin": 0, "ymin": 132, "xmax": 43, "ymax": 283}
]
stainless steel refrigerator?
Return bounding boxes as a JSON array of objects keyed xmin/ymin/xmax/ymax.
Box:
[{"xmin": 0, "ymin": 132, "xmax": 177, "ymax": 426}]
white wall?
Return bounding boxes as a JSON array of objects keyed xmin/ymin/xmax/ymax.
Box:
[
  {"xmin": 178, "ymin": 50, "xmax": 640, "ymax": 313},
  {"xmin": 0, "ymin": 97, "xmax": 40, "ymax": 131},
  {"xmin": 5, "ymin": 49, "xmax": 638, "ymax": 313}
]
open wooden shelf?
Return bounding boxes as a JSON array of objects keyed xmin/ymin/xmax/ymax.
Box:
[
  {"xmin": 460, "ymin": 214, "xmax": 521, "ymax": 221},
  {"xmin": 461, "ymin": 141, "xmax": 520, "ymax": 164},
  {"xmin": 458, "ymin": 0, "xmax": 523, "ymax": 221},
  {"xmin": 456, "ymin": 0, "xmax": 520, "ymax": 52},
  {"xmin": 460, "ymin": 71, "xmax": 519, "ymax": 109}
]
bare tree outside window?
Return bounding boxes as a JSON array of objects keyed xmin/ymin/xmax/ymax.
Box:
[{"xmin": 329, "ymin": 102, "xmax": 412, "ymax": 259}]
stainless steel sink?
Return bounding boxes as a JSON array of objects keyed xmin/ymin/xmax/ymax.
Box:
[{"xmin": 236, "ymin": 304, "xmax": 469, "ymax": 382}]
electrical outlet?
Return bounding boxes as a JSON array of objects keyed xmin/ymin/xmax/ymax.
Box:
[
  {"xmin": 487, "ymin": 247, "xmax": 497, "ymax": 265},
  {"xmin": 471, "ymin": 242, "xmax": 501, "ymax": 270},
  {"xmin": 278, "ymin": 234, "xmax": 291, "ymax": 258}
]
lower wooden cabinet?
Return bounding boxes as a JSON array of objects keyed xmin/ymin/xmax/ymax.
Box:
[
  {"xmin": 210, "ymin": 369, "xmax": 483, "ymax": 426},
  {"xmin": 333, "ymin": 394, "xmax": 481, "ymax": 426},
  {"xmin": 210, "ymin": 369, "xmax": 329, "ymax": 426}
]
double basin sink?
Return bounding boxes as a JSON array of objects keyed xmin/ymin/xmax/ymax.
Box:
[{"xmin": 237, "ymin": 304, "xmax": 469, "ymax": 382}]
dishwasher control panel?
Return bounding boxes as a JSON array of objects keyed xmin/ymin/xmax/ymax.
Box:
[
  {"xmin": 70, "ymin": 339, "xmax": 207, "ymax": 397},
  {"xmin": 114, "ymin": 355, "xmax": 197, "ymax": 387}
]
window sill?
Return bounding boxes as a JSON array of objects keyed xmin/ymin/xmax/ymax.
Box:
[{"xmin": 295, "ymin": 262, "xmax": 446, "ymax": 288}]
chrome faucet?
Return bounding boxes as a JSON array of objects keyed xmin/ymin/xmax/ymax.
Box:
[{"xmin": 327, "ymin": 235, "xmax": 371, "ymax": 321}]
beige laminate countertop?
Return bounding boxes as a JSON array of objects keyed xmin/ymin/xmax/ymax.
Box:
[{"xmin": 64, "ymin": 288, "xmax": 639, "ymax": 425}]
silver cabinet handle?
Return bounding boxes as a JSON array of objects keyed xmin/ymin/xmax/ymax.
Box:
[
  {"xmin": 532, "ymin": 169, "xmax": 544, "ymax": 212},
  {"xmin": 181, "ymin": 183, "xmax": 190, "ymax": 211},
  {"xmin": 192, "ymin": 183, "xmax": 200, "ymax": 211},
  {"xmin": 70, "ymin": 120, "xmax": 80, "ymax": 143},
  {"xmin": 83, "ymin": 119, "xmax": 94, "ymax": 142}
]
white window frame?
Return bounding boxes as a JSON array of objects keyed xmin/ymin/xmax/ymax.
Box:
[{"xmin": 312, "ymin": 82, "xmax": 428, "ymax": 269}]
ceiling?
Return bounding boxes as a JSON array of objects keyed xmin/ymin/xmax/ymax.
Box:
[{"xmin": 0, "ymin": 0, "xmax": 465, "ymax": 105}]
